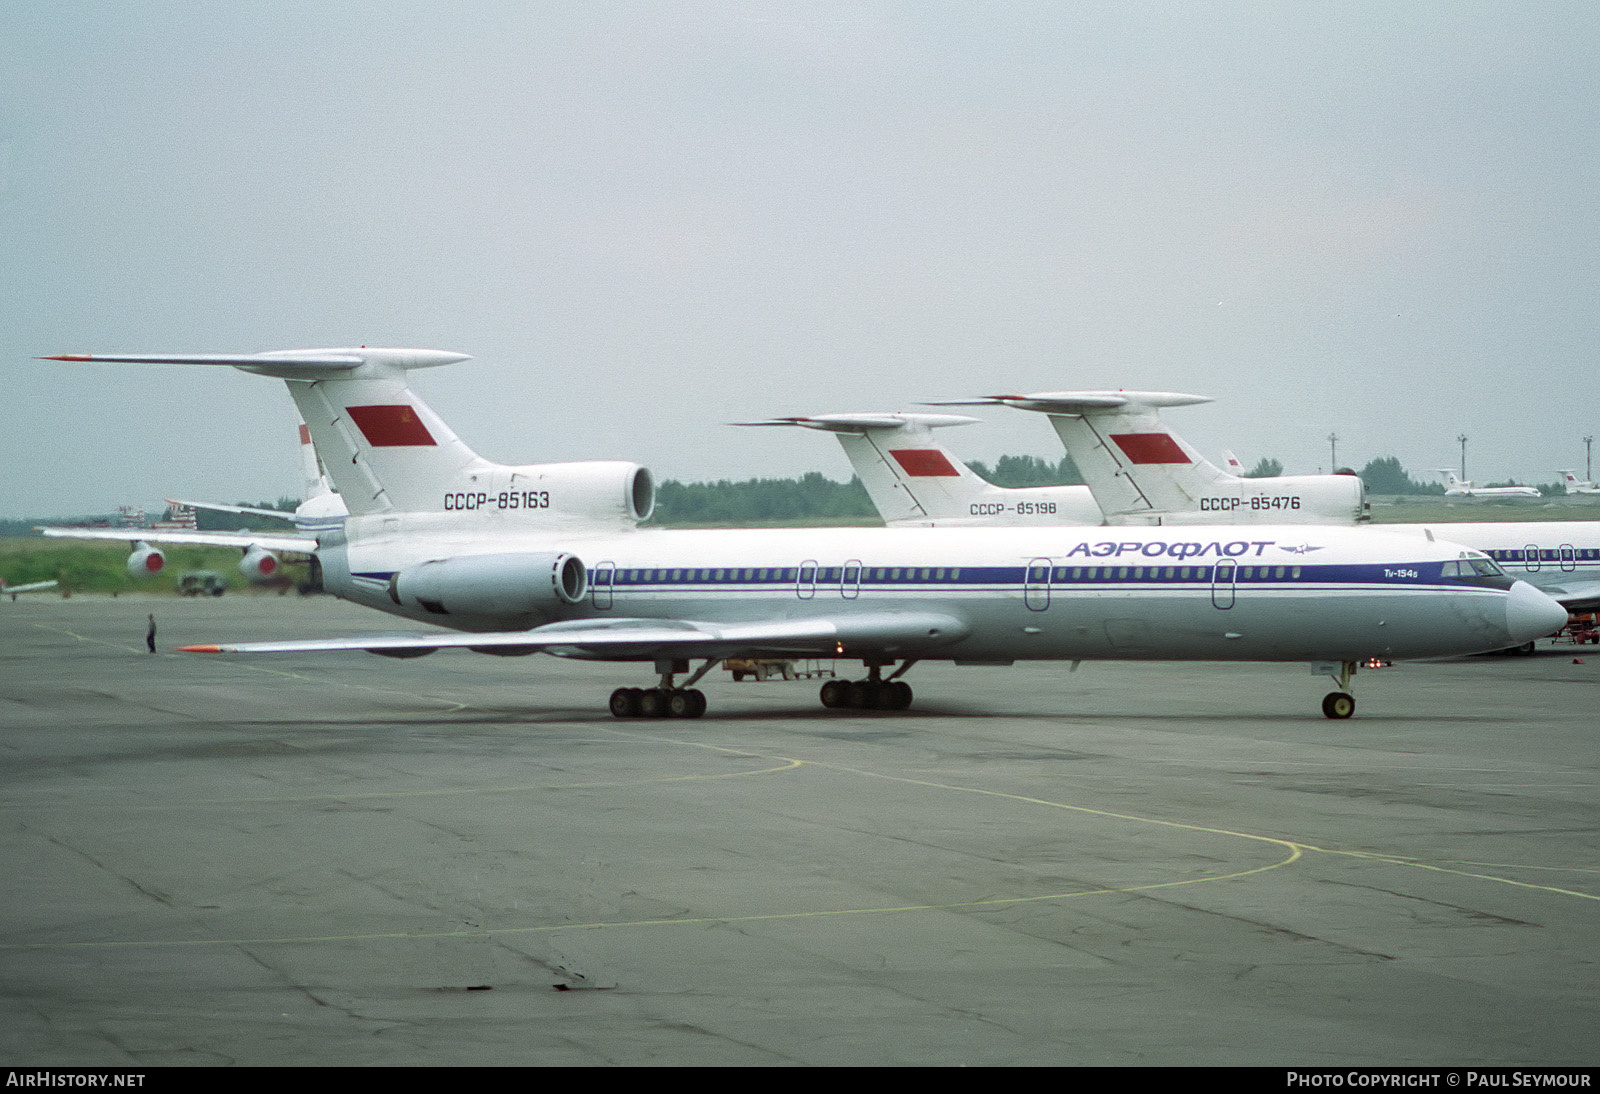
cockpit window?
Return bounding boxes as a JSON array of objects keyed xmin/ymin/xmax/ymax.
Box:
[{"xmin": 1441, "ymin": 554, "xmax": 1514, "ymax": 589}]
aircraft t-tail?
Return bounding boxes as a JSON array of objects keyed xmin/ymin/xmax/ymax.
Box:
[
  {"xmin": 932, "ymin": 391, "xmax": 1369, "ymax": 525},
  {"xmin": 45, "ymin": 349, "xmax": 1566, "ymax": 719},
  {"xmin": 735, "ymin": 413, "xmax": 1103, "ymax": 526}
]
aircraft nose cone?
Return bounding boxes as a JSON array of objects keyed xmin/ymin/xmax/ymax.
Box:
[{"xmin": 1506, "ymin": 580, "xmax": 1568, "ymax": 644}]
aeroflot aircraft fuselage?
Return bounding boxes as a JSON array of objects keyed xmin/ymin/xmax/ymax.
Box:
[{"xmin": 321, "ymin": 518, "xmax": 1555, "ymax": 666}]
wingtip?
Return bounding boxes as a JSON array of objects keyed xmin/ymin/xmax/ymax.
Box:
[{"xmin": 177, "ymin": 644, "xmax": 224, "ymax": 654}]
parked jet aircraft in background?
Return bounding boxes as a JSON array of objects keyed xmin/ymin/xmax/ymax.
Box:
[
  {"xmin": 1431, "ymin": 470, "xmax": 1541, "ymax": 501},
  {"xmin": 45, "ymin": 349, "xmax": 1565, "ymax": 719},
  {"xmin": 170, "ymin": 422, "xmax": 349, "ymax": 536},
  {"xmin": 37, "ymin": 422, "xmax": 339, "ymax": 583},
  {"xmin": 1558, "ymin": 472, "xmax": 1600, "ymax": 497},
  {"xmin": 2, "ymin": 578, "xmax": 57, "ymax": 600},
  {"xmin": 933, "ymin": 391, "xmax": 1369, "ymax": 525},
  {"xmin": 735, "ymin": 412, "xmax": 1103, "ymax": 526}
]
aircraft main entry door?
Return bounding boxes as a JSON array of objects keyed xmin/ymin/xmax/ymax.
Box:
[
  {"xmin": 1211, "ymin": 562, "xmax": 1236, "ymax": 609},
  {"xmin": 1024, "ymin": 558, "xmax": 1051, "ymax": 611}
]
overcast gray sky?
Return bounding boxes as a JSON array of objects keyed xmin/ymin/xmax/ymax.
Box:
[{"xmin": 3, "ymin": 2, "xmax": 1598, "ymax": 516}]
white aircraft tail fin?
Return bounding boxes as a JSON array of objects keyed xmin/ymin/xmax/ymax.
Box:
[
  {"xmin": 1223, "ymin": 449, "xmax": 1245, "ymax": 474},
  {"xmin": 43, "ymin": 349, "xmax": 653, "ymax": 525},
  {"xmin": 46, "ymin": 349, "xmax": 475, "ymax": 516},
  {"xmin": 933, "ymin": 392, "xmax": 1224, "ymax": 520},
  {"xmin": 935, "ymin": 391, "xmax": 1365, "ymax": 525},
  {"xmin": 296, "ymin": 418, "xmax": 335, "ymax": 501},
  {"xmin": 736, "ymin": 413, "xmax": 1102, "ymax": 526}
]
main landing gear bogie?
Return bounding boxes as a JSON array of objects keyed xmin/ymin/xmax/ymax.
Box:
[
  {"xmin": 609, "ymin": 656, "xmax": 717, "ymax": 719},
  {"xmin": 609, "ymin": 686, "xmax": 706, "ymax": 719},
  {"xmin": 819, "ymin": 676, "xmax": 914, "ymax": 712}
]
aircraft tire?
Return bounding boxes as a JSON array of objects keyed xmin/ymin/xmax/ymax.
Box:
[
  {"xmin": 846, "ymin": 681, "xmax": 872, "ymax": 708},
  {"xmin": 609, "ymin": 687, "xmax": 641, "ymax": 718},
  {"xmin": 667, "ymin": 689, "xmax": 706, "ymax": 719},
  {"xmin": 1321, "ymin": 692, "xmax": 1355, "ymax": 720},
  {"xmin": 820, "ymin": 680, "xmax": 846, "ymax": 708},
  {"xmin": 887, "ymin": 681, "xmax": 913, "ymax": 710},
  {"xmin": 638, "ymin": 688, "xmax": 670, "ymax": 718}
]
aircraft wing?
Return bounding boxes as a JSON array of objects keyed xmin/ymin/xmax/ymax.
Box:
[
  {"xmin": 179, "ymin": 611, "xmax": 970, "ymax": 660},
  {"xmin": 1534, "ymin": 579, "xmax": 1600, "ymax": 613},
  {"xmin": 36, "ymin": 526, "xmax": 317, "ymax": 554},
  {"xmin": 3, "ymin": 580, "xmax": 58, "ymax": 597}
]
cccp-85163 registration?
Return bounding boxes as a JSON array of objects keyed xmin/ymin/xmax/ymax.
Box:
[{"xmin": 443, "ymin": 490, "xmax": 550, "ymax": 511}]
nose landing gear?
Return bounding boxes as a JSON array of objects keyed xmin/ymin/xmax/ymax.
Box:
[
  {"xmin": 1321, "ymin": 691, "xmax": 1355, "ymax": 719},
  {"xmin": 1321, "ymin": 660, "xmax": 1358, "ymax": 719}
]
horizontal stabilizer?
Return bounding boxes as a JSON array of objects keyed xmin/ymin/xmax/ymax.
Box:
[
  {"xmin": 736, "ymin": 413, "xmax": 980, "ymax": 434},
  {"xmin": 929, "ymin": 391, "xmax": 1212, "ymax": 414},
  {"xmin": 41, "ymin": 347, "xmax": 470, "ymax": 380}
]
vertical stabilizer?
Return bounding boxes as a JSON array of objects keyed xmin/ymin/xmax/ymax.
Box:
[
  {"xmin": 268, "ymin": 351, "xmax": 486, "ymax": 515},
  {"xmin": 935, "ymin": 392, "xmax": 1218, "ymax": 521}
]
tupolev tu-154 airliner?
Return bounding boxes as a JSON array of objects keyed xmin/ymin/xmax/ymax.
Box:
[{"xmin": 45, "ymin": 348, "xmax": 1566, "ymax": 720}]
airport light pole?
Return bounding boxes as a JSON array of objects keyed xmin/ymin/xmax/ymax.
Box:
[
  {"xmin": 1587, "ymin": 435, "xmax": 1593, "ymax": 482},
  {"xmin": 1458, "ymin": 434, "xmax": 1468, "ymax": 480},
  {"xmin": 1328, "ymin": 433, "xmax": 1338, "ymax": 472}
]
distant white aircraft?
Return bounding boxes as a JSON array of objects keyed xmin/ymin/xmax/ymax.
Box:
[
  {"xmin": 43, "ymin": 347, "xmax": 1566, "ymax": 721},
  {"xmin": 2, "ymin": 578, "xmax": 57, "ymax": 601},
  {"xmin": 1557, "ymin": 471, "xmax": 1600, "ymax": 497},
  {"xmin": 37, "ymin": 421, "xmax": 340, "ymax": 583},
  {"xmin": 1430, "ymin": 470, "xmax": 1541, "ymax": 501},
  {"xmin": 735, "ymin": 412, "xmax": 1103, "ymax": 526}
]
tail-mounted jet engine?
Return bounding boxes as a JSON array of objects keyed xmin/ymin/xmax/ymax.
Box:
[
  {"xmin": 466, "ymin": 461, "xmax": 655, "ymax": 526},
  {"xmin": 388, "ymin": 552, "xmax": 587, "ymax": 623}
]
